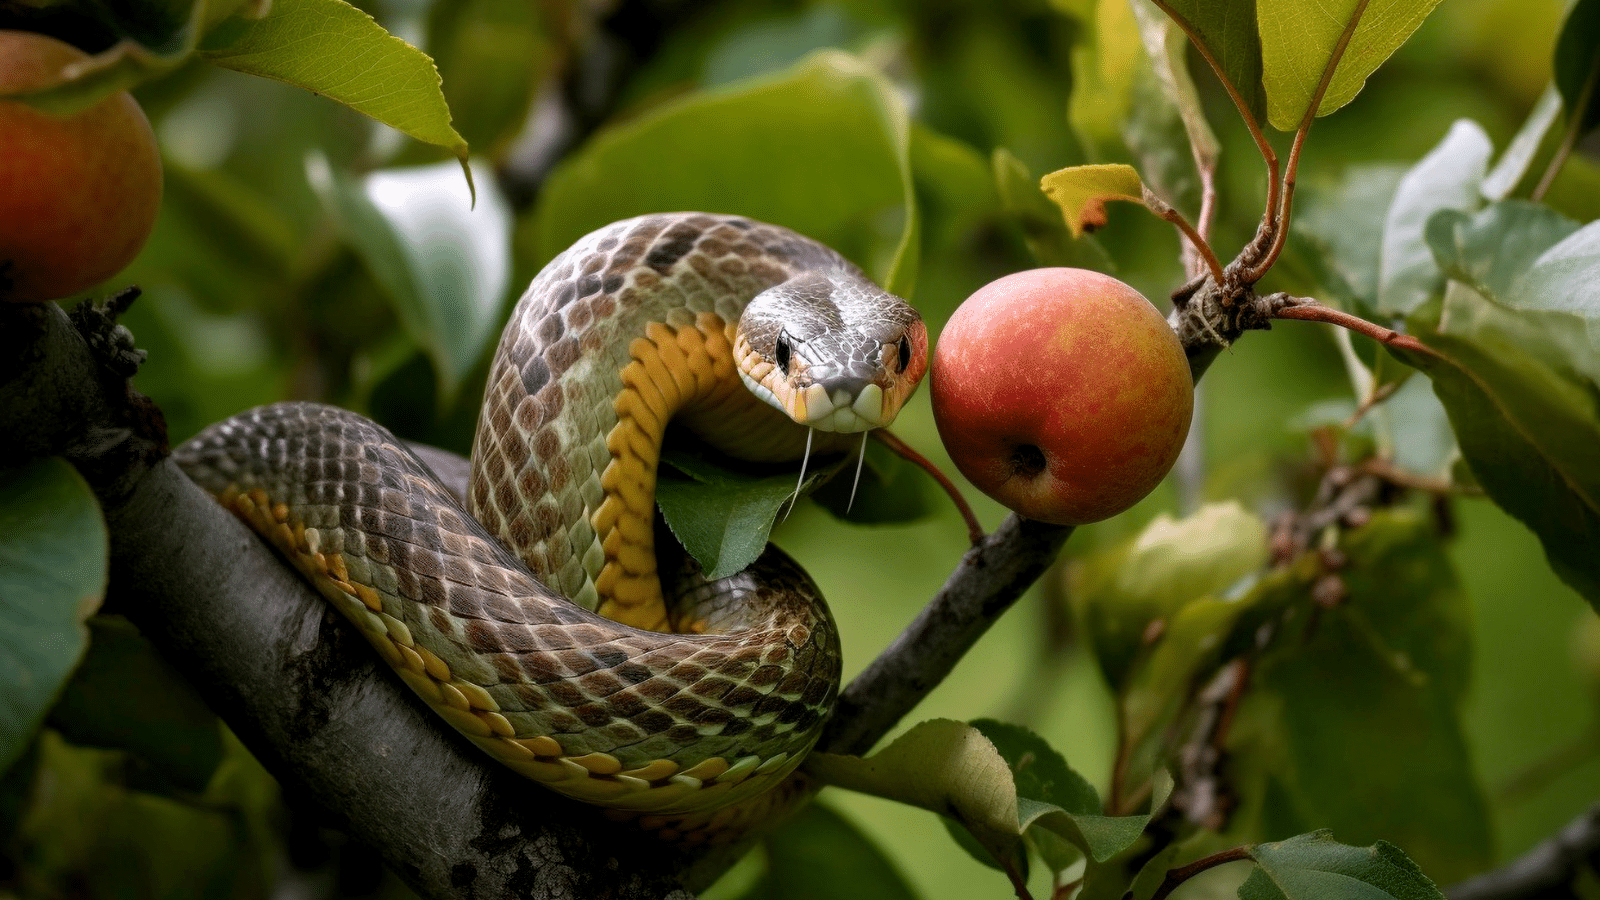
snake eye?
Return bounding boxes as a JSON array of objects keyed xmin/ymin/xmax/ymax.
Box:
[
  {"xmin": 895, "ymin": 335, "xmax": 912, "ymax": 373},
  {"xmin": 775, "ymin": 334, "xmax": 792, "ymax": 373}
]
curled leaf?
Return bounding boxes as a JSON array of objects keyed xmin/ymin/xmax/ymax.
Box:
[{"xmin": 1040, "ymin": 163, "xmax": 1148, "ymax": 237}]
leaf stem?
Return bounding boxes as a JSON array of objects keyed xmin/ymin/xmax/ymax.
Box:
[
  {"xmin": 1244, "ymin": 0, "xmax": 1371, "ymax": 283},
  {"xmin": 1148, "ymin": 846, "xmax": 1255, "ymax": 900},
  {"xmin": 872, "ymin": 428, "xmax": 985, "ymax": 546},
  {"xmin": 1266, "ymin": 296, "xmax": 1440, "ymax": 359},
  {"xmin": 1144, "ymin": 187, "xmax": 1227, "ymax": 287},
  {"xmin": 1147, "ymin": 0, "xmax": 1281, "ymax": 224}
]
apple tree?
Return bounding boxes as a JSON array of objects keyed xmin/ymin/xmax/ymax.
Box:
[{"xmin": 2, "ymin": 1, "xmax": 1598, "ymax": 899}]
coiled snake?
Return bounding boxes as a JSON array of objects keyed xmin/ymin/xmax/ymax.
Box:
[{"xmin": 176, "ymin": 213, "xmax": 927, "ymax": 838}]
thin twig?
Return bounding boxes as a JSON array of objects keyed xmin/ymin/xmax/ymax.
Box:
[
  {"xmin": 1244, "ymin": 0, "xmax": 1371, "ymax": 282},
  {"xmin": 1532, "ymin": 57, "xmax": 1598, "ymax": 201},
  {"xmin": 1147, "ymin": 0, "xmax": 1280, "ymax": 224},
  {"xmin": 1267, "ymin": 296, "xmax": 1440, "ymax": 359},
  {"xmin": 1148, "ymin": 846, "xmax": 1255, "ymax": 900},
  {"xmin": 1144, "ymin": 187, "xmax": 1226, "ymax": 287},
  {"xmin": 872, "ymin": 427, "xmax": 985, "ymax": 546}
]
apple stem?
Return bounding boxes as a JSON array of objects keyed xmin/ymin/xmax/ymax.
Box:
[
  {"xmin": 1264, "ymin": 295, "xmax": 1440, "ymax": 360},
  {"xmin": 871, "ymin": 428, "xmax": 986, "ymax": 546}
]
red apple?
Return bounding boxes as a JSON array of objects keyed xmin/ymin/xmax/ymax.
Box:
[
  {"xmin": 930, "ymin": 268, "xmax": 1193, "ymax": 526},
  {"xmin": 0, "ymin": 30, "xmax": 163, "ymax": 304}
]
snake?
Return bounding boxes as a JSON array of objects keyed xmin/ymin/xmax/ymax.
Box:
[{"xmin": 175, "ymin": 212, "xmax": 927, "ymax": 839}]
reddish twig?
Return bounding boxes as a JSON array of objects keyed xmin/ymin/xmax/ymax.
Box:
[
  {"xmin": 1147, "ymin": 0, "xmax": 1280, "ymax": 228},
  {"xmin": 872, "ymin": 428, "xmax": 985, "ymax": 546},
  {"xmin": 1148, "ymin": 846, "xmax": 1255, "ymax": 900},
  {"xmin": 1267, "ymin": 298, "xmax": 1440, "ymax": 359},
  {"xmin": 1244, "ymin": 0, "xmax": 1371, "ymax": 282},
  {"xmin": 1144, "ymin": 187, "xmax": 1226, "ymax": 287}
]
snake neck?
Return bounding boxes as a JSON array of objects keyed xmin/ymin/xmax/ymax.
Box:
[
  {"xmin": 595, "ymin": 312, "xmax": 854, "ymax": 629},
  {"xmin": 468, "ymin": 213, "xmax": 869, "ymax": 634}
]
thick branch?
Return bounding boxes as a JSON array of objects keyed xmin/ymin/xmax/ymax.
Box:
[
  {"xmin": 2, "ymin": 301, "xmax": 692, "ymax": 900},
  {"xmin": 818, "ymin": 514, "xmax": 1074, "ymax": 756},
  {"xmin": 1448, "ymin": 804, "xmax": 1600, "ymax": 900}
]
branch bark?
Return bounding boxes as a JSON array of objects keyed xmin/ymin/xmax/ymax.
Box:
[
  {"xmin": 2, "ymin": 301, "xmax": 692, "ymax": 900},
  {"xmin": 818, "ymin": 514, "xmax": 1073, "ymax": 756},
  {"xmin": 1447, "ymin": 804, "xmax": 1600, "ymax": 900}
]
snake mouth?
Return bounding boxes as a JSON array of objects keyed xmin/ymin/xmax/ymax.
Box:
[
  {"xmin": 737, "ymin": 369, "xmax": 898, "ymax": 433},
  {"xmin": 795, "ymin": 381, "xmax": 889, "ymax": 432}
]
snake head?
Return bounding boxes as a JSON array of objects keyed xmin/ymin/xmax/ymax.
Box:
[{"xmin": 735, "ymin": 271, "xmax": 928, "ymax": 433}]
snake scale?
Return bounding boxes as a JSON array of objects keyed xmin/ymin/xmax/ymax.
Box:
[{"xmin": 176, "ymin": 212, "xmax": 927, "ymax": 839}]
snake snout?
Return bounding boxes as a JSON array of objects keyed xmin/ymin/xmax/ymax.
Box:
[{"xmin": 795, "ymin": 373, "xmax": 891, "ymax": 432}]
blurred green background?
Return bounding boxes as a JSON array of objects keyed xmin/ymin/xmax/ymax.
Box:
[{"xmin": 5, "ymin": 0, "xmax": 1598, "ymax": 898}]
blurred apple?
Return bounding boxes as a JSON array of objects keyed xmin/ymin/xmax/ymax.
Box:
[
  {"xmin": 930, "ymin": 268, "xmax": 1193, "ymax": 526},
  {"xmin": 0, "ymin": 30, "xmax": 162, "ymax": 303}
]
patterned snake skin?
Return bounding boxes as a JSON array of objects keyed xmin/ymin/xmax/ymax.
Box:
[{"xmin": 176, "ymin": 213, "xmax": 927, "ymax": 837}]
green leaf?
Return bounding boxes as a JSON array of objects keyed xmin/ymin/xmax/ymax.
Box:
[
  {"xmin": 1243, "ymin": 832, "xmax": 1445, "ymax": 900},
  {"xmin": 655, "ymin": 450, "xmax": 835, "ymax": 580},
  {"xmin": 805, "ymin": 717, "xmax": 1155, "ymax": 883},
  {"xmin": 1423, "ymin": 203, "xmax": 1580, "ymax": 302},
  {"xmin": 1075, "ymin": 502, "xmax": 1269, "ymax": 692},
  {"xmin": 743, "ymin": 802, "xmax": 921, "ymax": 900},
  {"xmin": 948, "ymin": 719, "xmax": 1100, "ymax": 875},
  {"xmin": 309, "ymin": 157, "xmax": 512, "ymax": 401},
  {"xmin": 1258, "ymin": 0, "xmax": 1446, "ymax": 131},
  {"xmin": 1292, "ymin": 163, "xmax": 1408, "ymax": 316},
  {"xmin": 0, "ymin": 459, "xmax": 107, "ymax": 777},
  {"xmin": 48, "ymin": 619, "xmax": 223, "ymax": 793},
  {"xmin": 1157, "ymin": 0, "xmax": 1264, "ymax": 124},
  {"xmin": 1234, "ymin": 510, "xmax": 1490, "ymax": 882},
  {"xmin": 534, "ymin": 51, "xmax": 917, "ymax": 297},
  {"xmin": 1480, "ymin": 86, "xmax": 1562, "ymax": 202},
  {"xmin": 1126, "ymin": 2, "xmax": 1221, "ymax": 219},
  {"xmin": 1040, "ymin": 164, "xmax": 1149, "ymax": 238},
  {"xmin": 1405, "ymin": 211, "xmax": 1600, "ymax": 607},
  {"xmin": 0, "ymin": 0, "xmax": 233, "ymax": 113},
  {"xmin": 200, "ymin": 0, "xmax": 470, "ymax": 166},
  {"xmin": 971, "ymin": 719, "xmax": 1099, "ymax": 817},
  {"xmin": 1376, "ymin": 120, "xmax": 1491, "ymax": 317},
  {"xmin": 803, "ymin": 719, "xmax": 1022, "ymax": 870},
  {"xmin": 1553, "ymin": 0, "xmax": 1600, "ymax": 142}
]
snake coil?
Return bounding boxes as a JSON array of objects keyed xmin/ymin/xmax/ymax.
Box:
[{"xmin": 177, "ymin": 212, "xmax": 926, "ymax": 838}]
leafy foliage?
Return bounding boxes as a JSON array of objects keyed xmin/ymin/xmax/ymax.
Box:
[
  {"xmin": 0, "ymin": 459, "xmax": 105, "ymax": 778},
  {"xmin": 1242, "ymin": 832, "xmax": 1445, "ymax": 900},
  {"xmin": 1, "ymin": 0, "xmax": 1596, "ymax": 898}
]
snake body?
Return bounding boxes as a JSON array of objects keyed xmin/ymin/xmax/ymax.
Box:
[{"xmin": 176, "ymin": 213, "xmax": 926, "ymax": 836}]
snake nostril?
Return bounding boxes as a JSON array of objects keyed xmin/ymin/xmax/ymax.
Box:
[{"xmin": 819, "ymin": 375, "xmax": 873, "ymax": 403}]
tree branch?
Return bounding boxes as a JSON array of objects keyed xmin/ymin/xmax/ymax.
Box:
[
  {"xmin": 817, "ymin": 514, "xmax": 1075, "ymax": 756},
  {"xmin": 1447, "ymin": 804, "xmax": 1600, "ymax": 900},
  {"xmin": 2, "ymin": 301, "xmax": 693, "ymax": 900}
]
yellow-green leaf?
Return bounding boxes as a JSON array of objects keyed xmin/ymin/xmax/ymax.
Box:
[
  {"xmin": 804, "ymin": 719, "xmax": 1020, "ymax": 865},
  {"xmin": 1040, "ymin": 164, "xmax": 1147, "ymax": 238},
  {"xmin": 1258, "ymin": 0, "xmax": 1445, "ymax": 131},
  {"xmin": 200, "ymin": 0, "xmax": 469, "ymax": 166}
]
